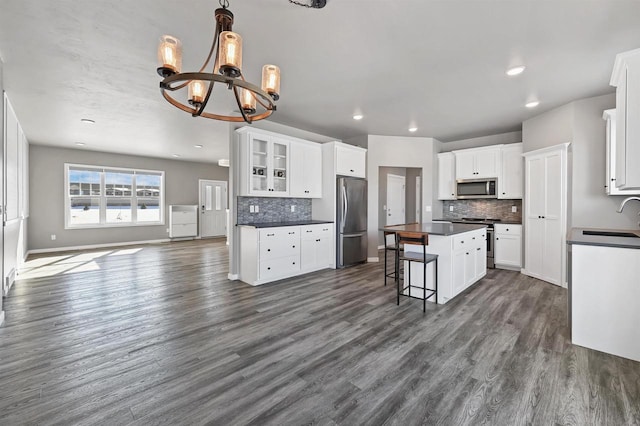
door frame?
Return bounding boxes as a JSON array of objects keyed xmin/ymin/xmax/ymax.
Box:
[{"xmin": 198, "ymin": 179, "xmax": 228, "ymax": 238}]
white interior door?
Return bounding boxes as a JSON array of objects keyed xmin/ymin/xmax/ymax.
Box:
[
  {"xmin": 199, "ymin": 180, "xmax": 227, "ymax": 238},
  {"xmin": 386, "ymin": 174, "xmax": 405, "ymax": 226}
]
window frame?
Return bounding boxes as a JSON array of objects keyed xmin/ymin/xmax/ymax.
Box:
[{"xmin": 64, "ymin": 163, "xmax": 165, "ymax": 229}]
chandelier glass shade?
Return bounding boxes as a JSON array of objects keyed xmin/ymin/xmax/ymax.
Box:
[{"xmin": 157, "ymin": 0, "xmax": 280, "ymax": 123}]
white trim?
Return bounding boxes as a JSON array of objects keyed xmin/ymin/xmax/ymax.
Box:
[
  {"xmin": 610, "ymin": 48, "xmax": 640, "ymax": 86},
  {"xmin": 0, "ymin": 311, "xmax": 4, "ymax": 327},
  {"xmin": 228, "ymin": 273, "xmax": 239, "ymax": 281},
  {"xmin": 26, "ymin": 238, "xmax": 171, "ymax": 255},
  {"xmin": 522, "ymin": 142, "xmax": 571, "ymax": 157},
  {"xmin": 367, "ymin": 257, "xmax": 380, "ymax": 263}
]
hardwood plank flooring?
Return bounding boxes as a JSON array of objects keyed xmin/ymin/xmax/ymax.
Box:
[{"xmin": 1, "ymin": 239, "xmax": 639, "ymax": 425}]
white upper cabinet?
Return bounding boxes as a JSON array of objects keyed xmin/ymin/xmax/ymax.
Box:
[
  {"xmin": 437, "ymin": 152, "xmax": 456, "ymax": 200},
  {"xmin": 603, "ymin": 109, "xmax": 640, "ymax": 195},
  {"xmin": 335, "ymin": 144, "xmax": 366, "ymax": 178},
  {"xmin": 611, "ymin": 48, "xmax": 640, "ymax": 189},
  {"xmin": 290, "ymin": 141, "xmax": 322, "ymax": 198},
  {"xmin": 498, "ymin": 143, "xmax": 523, "ymax": 199},
  {"xmin": 453, "ymin": 146, "xmax": 501, "ymax": 180},
  {"xmin": 237, "ymin": 127, "xmax": 322, "ymax": 198}
]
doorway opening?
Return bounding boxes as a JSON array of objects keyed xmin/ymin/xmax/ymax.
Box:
[{"xmin": 378, "ymin": 167, "xmax": 422, "ymax": 247}]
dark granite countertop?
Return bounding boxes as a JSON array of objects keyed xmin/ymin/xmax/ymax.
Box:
[
  {"xmin": 567, "ymin": 228, "xmax": 640, "ymax": 249},
  {"xmin": 382, "ymin": 222, "xmax": 487, "ymax": 236},
  {"xmin": 432, "ymin": 218, "xmax": 522, "ymax": 225},
  {"xmin": 238, "ymin": 220, "xmax": 334, "ymax": 228}
]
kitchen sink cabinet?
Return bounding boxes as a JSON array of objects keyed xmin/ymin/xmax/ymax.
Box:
[
  {"xmin": 498, "ymin": 143, "xmax": 523, "ymax": 199},
  {"xmin": 494, "ymin": 224, "xmax": 522, "ymax": 268},
  {"xmin": 610, "ymin": 48, "xmax": 640, "ymax": 190},
  {"xmin": 437, "ymin": 152, "xmax": 456, "ymax": 200},
  {"xmin": 454, "ymin": 146, "xmax": 501, "ymax": 180}
]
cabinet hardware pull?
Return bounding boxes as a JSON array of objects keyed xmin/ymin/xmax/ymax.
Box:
[
  {"xmin": 461, "ymin": 241, "xmax": 464, "ymax": 243},
  {"xmin": 267, "ymin": 249, "xmax": 271, "ymax": 252},
  {"xmin": 350, "ymin": 169, "xmax": 354, "ymax": 172},
  {"xmin": 477, "ymin": 248, "xmax": 481, "ymax": 251},
  {"xmin": 289, "ymin": 232, "xmax": 295, "ymax": 234},
  {"xmin": 466, "ymin": 252, "xmax": 469, "ymax": 255},
  {"xmin": 502, "ymin": 192, "xmax": 506, "ymax": 195},
  {"xmin": 267, "ymin": 267, "xmax": 271, "ymax": 270},
  {"xmin": 293, "ymin": 262, "xmax": 296, "ymax": 265},
  {"xmin": 293, "ymin": 245, "xmax": 296, "ymax": 248},
  {"xmin": 267, "ymin": 233, "xmax": 275, "ymax": 236},
  {"xmin": 472, "ymin": 237, "xmax": 475, "ymax": 240},
  {"xmin": 506, "ymin": 228, "xmax": 509, "ymax": 231},
  {"xmin": 496, "ymin": 238, "xmax": 499, "ymax": 240}
]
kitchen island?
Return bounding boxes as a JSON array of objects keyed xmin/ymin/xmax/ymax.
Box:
[
  {"xmin": 384, "ymin": 222, "xmax": 488, "ymax": 304},
  {"xmin": 567, "ymin": 227, "xmax": 640, "ymax": 362}
]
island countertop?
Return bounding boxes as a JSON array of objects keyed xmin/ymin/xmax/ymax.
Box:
[
  {"xmin": 238, "ymin": 220, "xmax": 334, "ymax": 228},
  {"xmin": 382, "ymin": 222, "xmax": 487, "ymax": 236},
  {"xmin": 567, "ymin": 227, "xmax": 640, "ymax": 249}
]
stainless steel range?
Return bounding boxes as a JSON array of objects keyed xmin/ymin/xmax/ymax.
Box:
[{"xmin": 449, "ymin": 217, "xmax": 500, "ymax": 268}]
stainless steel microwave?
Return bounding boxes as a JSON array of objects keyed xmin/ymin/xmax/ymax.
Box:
[{"xmin": 456, "ymin": 178, "xmax": 497, "ymax": 199}]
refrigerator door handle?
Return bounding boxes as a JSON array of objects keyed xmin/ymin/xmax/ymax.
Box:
[{"xmin": 341, "ymin": 185, "xmax": 348, "ymax": 233}]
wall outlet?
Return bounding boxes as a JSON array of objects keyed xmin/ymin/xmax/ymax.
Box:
[
  {"xmin": 511, "ymin": 206, "xmax": 517, "ymax": 213},
  {"xmin": 166, "ymin": 228, "xmax": 170, "ymax": 233},
  {"xmin": 449, "ymin": 206, "xmax": 454, "ymax": 212},
  {"xmin": 291, "ymin": 205, "xmax": 296, "ymax": 212},
  {"xmin": 254, "ymin": 205, "xmax": 259, "ymax": 213},
  {"xmin": 50, "ymin": 234, "xmax": 56, "ymax": 241},
  {"xmin": 425, "ymin": 205, "xmax": 432, "ymax": 212},
  {"xmin": 249, "ymin": 205, "xmax": 255, "ymax": 213}
]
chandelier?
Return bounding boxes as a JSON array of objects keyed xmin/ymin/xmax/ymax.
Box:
[{"xmin": 156, "ymin": 0, "xmax": 280, "ymax": 123}]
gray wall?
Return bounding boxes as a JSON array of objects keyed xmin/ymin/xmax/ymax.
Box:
[
  {"xmin": 405, "ymin": 168, "xmax": 422, "ymax": 224},
  {"xmin": 440, "ymin": 130, "xmax": 523, "ymax": 152},
  {"xmin": 28, "ymin": 145, "xmax": 229, "ymax": 251},
  {"xmin": 522, "ymin": 93, "xmax": 639, "ymax": 230}
]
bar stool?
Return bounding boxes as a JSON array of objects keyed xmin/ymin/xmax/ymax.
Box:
[
  {"xmin": 396, "ymin": 231, "xmax": 438, "ymax": 312},
  {"xmin": 383, "ymin": 223, "xmax": 417, "ymax": 286}
]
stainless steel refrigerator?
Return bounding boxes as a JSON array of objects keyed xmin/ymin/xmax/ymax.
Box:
[{"xmin": 336, "ymin": 177, "xmax": 368, "ymax": 268}]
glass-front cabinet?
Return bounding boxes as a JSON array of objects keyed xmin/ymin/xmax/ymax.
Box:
[{"xmin": 240, "ymin": 129, "xmax": 290, "ymax": 197}]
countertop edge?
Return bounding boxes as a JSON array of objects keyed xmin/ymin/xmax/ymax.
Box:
[
  {"xmin": 237, "ymin": 220, "xmax": 334, "ymax": 228},
  {"xmin": 567, "ymin": 227, "xmax": 640, "ymax": 250}
]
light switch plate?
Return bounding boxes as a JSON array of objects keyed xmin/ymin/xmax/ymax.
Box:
[
  {"xmin": 291, "ymin": 205, "xmax": 296, "ymax": 212},
  {"xmin": 249, "ymin": 205, "xmax": 255, "ymax": 213},
  {"xmin": 511, "ymin": 206, "xmax": 517, "ymax": 213},
  {"xmin": 449, "ymin": 206, "xmax": 454, "ymax": 212},
  {"xmin": 255, "ymin": 205, "xmax": 259, "ymax": 213},
  {"xmin": 425, "ymin": 205, "xmax": 432, "ymax": 212}
]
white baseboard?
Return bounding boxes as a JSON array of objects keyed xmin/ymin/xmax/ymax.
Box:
[
  {"xmin": 27, "ymin": 239, "xmax": 172, "ymax": 255},
  {"xmin": 0, "ymin": 311, "xmax": 4, "ymax": 327},
  {"xmin": 367, "ymin": 257, "xmax": 379, "ymax": 263},
  {"xmin": 228, "ymin": 273, "xmax": 239, "ymax": 281}
]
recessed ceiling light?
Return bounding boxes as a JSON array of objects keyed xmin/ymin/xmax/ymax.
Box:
[
  {"xmin": 172, "ymin": 154, "xmax": 180, "ymax": 158},
  {"xmin": 353, "ymin": 114, "xmax": 363, "ymax": 120},
  {"xmin": 408, "ymin": 127, "xmax": 418, "ymax": 132},
  {"xmin": 525, "ymin": 101, "xmax": 540, "ymax": 108},
  {"xmin": 80, "ymin": 119, "xmax": 95, "ymax": 124},
  {"xmin": 194, "ymin": 144, "xmax": 203, "ymax": 148},
  {"xmin": 506, "ymin": 66, "xmax": 526, "ymax": 76},
  {"xmin": 75, "ymin": 142, "xmax": 86, "ymax": 146}
]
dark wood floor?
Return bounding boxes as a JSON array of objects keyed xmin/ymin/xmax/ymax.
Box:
[{"xmin": 1, "ymin": 239, "xmax": 638, "ymax": 425}]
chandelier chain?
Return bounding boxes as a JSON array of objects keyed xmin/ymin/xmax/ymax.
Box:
[
  {"xmin": 288, "ymin": 0, "xmax": 317, "ymax": 8},
  {"xmin": 219, "ymin": 0, "xmax": 229, "ymax": 9}
]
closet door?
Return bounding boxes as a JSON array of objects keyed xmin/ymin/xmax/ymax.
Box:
[{"xmin": 525, "ymin": 155, "xmax": 545, "ymax": 279}]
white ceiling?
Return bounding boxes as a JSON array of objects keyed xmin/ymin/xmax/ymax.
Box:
[{"xmin": 1, "ymin": 0, "xmax": 639, "ymax": 164}]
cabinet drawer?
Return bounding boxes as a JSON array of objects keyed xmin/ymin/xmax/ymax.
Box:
[
  {"xmin": 259, "ymin": 227, "xmax": 299, "ymax": 242},
  {"xmin": 453, "ymin": 231, "xmax": 484, "ymax": 251},
  {"xmin": 259, "ymin": 256, "xmax": 300, "ymax": 280},
  {"xmin": 171, "ymin": 223, "xmax": 197, "ymax": 237},
  {"xmin": 259, "ymin": 239, "xmax": 299, "ymax": 259},
  {"xmin": 172, "ymin": 211, "xmax": 196, "ymax": 225},
  {"xmin": 494, "ymin": 224, "xmax": 521, "ymax": 236},
  {"xmin": 300, "ymin": 224, "xmax": 333, "ymax": 240}
]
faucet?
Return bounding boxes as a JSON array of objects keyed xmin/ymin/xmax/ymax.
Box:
[{"xmin": 617, "ymin": 196, "xmax": 640, "ymax": 213}]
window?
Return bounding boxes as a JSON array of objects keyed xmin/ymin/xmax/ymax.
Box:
[{"xmin": 65, "ymin": 164, "xmax": 164, "ymax": 228}]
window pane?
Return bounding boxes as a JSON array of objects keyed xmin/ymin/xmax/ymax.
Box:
[
  {"xmin": 105, "ymin": 171, "xmax": 133, "ymax": 196},
  {"xmin": 106, "ymin": 198, "xmax": 132, "ymax": 223},
  {"xmin": 69, "ymin": 169, "xmax": 101, "ymax": 196},
  {"xmin": 69, "ymin": 197, "xmax": 100, "ymax": 225},
  {"xmin": 137, "ymin": 198, "xmax": 160, "ymax": 222},
  {"xmin": 136, "ymin": 174, "xmax": 161, "ymax": 197}
]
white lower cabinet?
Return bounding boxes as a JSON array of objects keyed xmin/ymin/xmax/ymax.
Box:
[
  {"xmin": 240, "ymin": 223, "xmax": 334, "ymax": 285},
  {"xmin": 494, "ymin": 224, "xmax": 522, "ymax": 269}
]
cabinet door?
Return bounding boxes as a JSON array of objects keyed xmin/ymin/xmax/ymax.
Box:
[
  {"xmin": 452, "ymin": 249, "xmax": 467, "ymax": 295},
  {"xmin": 455, "ymin": 151, "xmax": 476, "ymax": 180},
  {"xmin": 464, "ymin": 249, "xmax": 476, "ymax": 287},
  {"xmin": 438, "ymin": 153, "xmax": 456, "ymax": 200},
  {"xmin": 336, "ymin": 145, "xmax": 366, "ymax": 178},
  {"xmin": 474, "ymin": 245, "xmax": 486, "ymax": 279},
  {"xmin": 290, "ymin": 142, "xmax": 322, "ymax": 198},
  {"xmin": 316, "ymin": 236, "xmax": 333, "ymax": 269},
  {"xmin": 300, "ymin": 238, "xmax": 317, "ymax": 270},
  {"xmin": 499, "ymin": 145, "xmax": 523, "ymax": 199},
  {"xmin": 494, "ymin": 234, "xmax": 521, "ymax": 267},
  {"xmin": 475, "ymin": 148, "xmax": 500, "ymax": 178},
  {"xmin": 248, "ymin": 133, "xmax": 271, "ymax": 195},
  {"xmin": 270, "ymin": 140, "xmax": 289, "ymax": 195}
]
